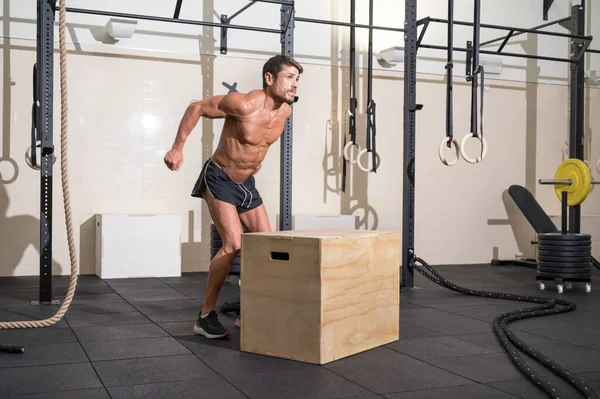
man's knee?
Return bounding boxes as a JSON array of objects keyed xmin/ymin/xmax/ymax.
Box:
[{"xmin": 221, "ymin": 235, "xmax": 242, "ymax": 255}]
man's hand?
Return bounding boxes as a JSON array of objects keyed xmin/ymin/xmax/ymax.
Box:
[{"xmin": 164, "ymin": 148, "xmax": 184, "ymax": 171}]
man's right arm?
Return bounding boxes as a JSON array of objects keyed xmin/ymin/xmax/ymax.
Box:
[{"xmin": 170, "ymin": 95, "xmax": 226, "ymax": 151}]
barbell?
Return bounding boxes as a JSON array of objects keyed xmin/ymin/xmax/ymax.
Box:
[{"xmin": 538, "ymin": 158, "xmax": 599, "ymax": 206}]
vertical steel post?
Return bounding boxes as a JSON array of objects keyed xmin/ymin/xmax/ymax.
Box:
[
  {"xmin": 569, "ymin": 4, "xmax": 584, "ymax": 234},
  {"xmin": 36, "ymin": 0, "xmax": 56, "ymax": 304},
  {"xmin": 402, "ymin": 0, "xmax": 418, "ymax": 288},
  {"xmin": 279, "ymin": 1, "xmax": 294, "ymax": 231}
]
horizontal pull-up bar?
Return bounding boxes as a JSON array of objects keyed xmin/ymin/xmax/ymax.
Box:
[
  {"xmin": 66, "ymin": 7, "xmax": 282, "ymax": 34},
  {"xmin": 480, "ymin": 16, "xmax": 571, "ymax": 47},
  {"xmin": 427, "ymin": 17, "xmax": 593, "ymax": 42},
  {"xmin": 295, "ymin": 17, "xmax": 404, "ymax": 33},
  {"xmin": 419, "ymin": 43, "xmax": 574, "ymax": 64}
]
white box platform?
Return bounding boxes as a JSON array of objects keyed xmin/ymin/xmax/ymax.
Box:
[{"xmin": 95, "ymin": 214, "xmax": 181, "ymax": 279}]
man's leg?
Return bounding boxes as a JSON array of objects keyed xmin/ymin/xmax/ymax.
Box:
[
  {"xmin": 239, "ymin": 204, "xmax": 271, "ymax": 233},
  {"xmin": 195, "ymin": 188, "xmax": 242, "ymax": 338}
]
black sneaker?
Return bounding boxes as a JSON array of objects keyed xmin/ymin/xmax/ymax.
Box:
[{"xmin": 193, "ymin": 311, "xmax": 230, "ymax": 339}]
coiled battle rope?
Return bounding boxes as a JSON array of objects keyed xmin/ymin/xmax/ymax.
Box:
[{"xmin": 410, "ymin": 255, "xmax": 598, "ymax": 399}]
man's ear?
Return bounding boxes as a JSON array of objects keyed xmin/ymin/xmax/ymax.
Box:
[{"xmin": 264, "ymin": 72, "xmax": 275, "ymax": 86}]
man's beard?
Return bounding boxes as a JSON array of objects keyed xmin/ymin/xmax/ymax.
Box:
[{"xmin": 274, "ymin": 89, "xmax": 294, "ymax": 104}]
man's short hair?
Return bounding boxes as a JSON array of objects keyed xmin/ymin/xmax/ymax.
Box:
[{"xmin": 262, "ymin": 55, "xmax": 303, "ymax": 89}]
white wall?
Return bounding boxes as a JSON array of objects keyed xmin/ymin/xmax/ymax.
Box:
[
  {"xmin": 1, "ymin": 0, "xmax": 600, "ymax": 278},
  {"xmin": 3, "ymin": 1, "xmax": 600, "ymax": 84}
]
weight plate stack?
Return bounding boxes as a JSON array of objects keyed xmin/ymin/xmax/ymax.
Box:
[
  {"xmin": 210, "ymin": 223, "xmax": 242, "ymax": 275},
  {"xmin": 536, "ymin": 233, "xmax": 592, "ymax": 280}
]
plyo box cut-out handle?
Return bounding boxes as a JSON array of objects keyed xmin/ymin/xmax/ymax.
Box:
[{"xmin": 270, "ymin": 252, "xmax": 290, "ymax": 261}]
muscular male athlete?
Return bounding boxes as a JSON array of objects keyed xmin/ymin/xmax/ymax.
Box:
[{"xmin": 164, "ymin": 55, "xmax": 303, "ymax": 338}]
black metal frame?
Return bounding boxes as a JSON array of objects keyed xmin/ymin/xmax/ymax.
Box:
[
  {"xmin": 279, "ymin": 0, "xmax": 294, "ymax": 231},
  {"xmin": 34, "ymin": 0, "xmax": 406, "ymax": 300},
  {"xmin": 34, "ymin": 0, "xmax": 57, "ymax": 305},
  {"xmin": 402, "ymin": 2, "xmax": 592, "ymax": 288}
]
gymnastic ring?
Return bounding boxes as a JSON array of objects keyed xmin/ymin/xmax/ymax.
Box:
[
  {"xmin": 438, "ymin": 137, "xmax": 460, "ymax": 166},
  {"xmin": 25, "ymin": 141, "xmax": 57, "ymax": 171},
  {"xmin": 343, "ymin": 141, "xmax": 361, "ymax": 164},
  {"xmin": 0, "ymin": 157, "xmax": 19, "ymax": 184},
  {"xmin": 460, "ymin": 134, "xmax": 488, "ymax": 164},
  {"xmin": 356, "ymin": 148, "xmax": 381, "ymax": 173}
]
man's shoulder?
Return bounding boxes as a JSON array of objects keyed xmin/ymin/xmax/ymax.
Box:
[{"xmin": 234, "ymin": 90, "xmax": 265, "ymax": 109}]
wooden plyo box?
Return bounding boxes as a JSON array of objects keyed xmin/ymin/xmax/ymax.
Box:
[{"xmin": 240, "ymin": 228, "xmax": 401, "ymax": 365}]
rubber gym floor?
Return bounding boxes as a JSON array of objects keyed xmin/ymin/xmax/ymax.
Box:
[{"xmin": 1, "ymin": 264, "xmax": 599, "ymax": 399}]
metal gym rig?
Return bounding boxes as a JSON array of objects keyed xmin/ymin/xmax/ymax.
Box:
[{"xmin": 3, "ymin": 1, "xmax": 600, "ymax": 397}]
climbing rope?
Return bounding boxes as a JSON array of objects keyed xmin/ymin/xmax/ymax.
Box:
[
  {"xmin": 0, "ymin": 0, "xmax": 78, "ymax": 330},
  {"xmin": 409, "ymin": 255, "xmax": 598, "ymax": 399}
]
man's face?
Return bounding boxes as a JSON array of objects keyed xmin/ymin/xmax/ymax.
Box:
[{"xmin": 267, "ymin": 64, "xmax": 299, "ymax": 104}]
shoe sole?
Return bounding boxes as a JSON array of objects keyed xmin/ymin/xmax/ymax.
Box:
[{"xmin": 193, "ymin": 324, "xmax": 231, "ymax": 339}]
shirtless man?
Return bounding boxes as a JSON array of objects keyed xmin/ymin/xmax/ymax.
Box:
[{"xmin": 163, "ymin": 55, "xmax": 303, "ymax": 338}]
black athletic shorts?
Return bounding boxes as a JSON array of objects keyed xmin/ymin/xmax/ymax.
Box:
[{"xmin": 191, "ymin": 158, "xmax": 263, "ymax": 214}]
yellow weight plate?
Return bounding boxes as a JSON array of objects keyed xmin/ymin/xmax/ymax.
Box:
[{"xmin": 554, "ymin": 158, "xmax": 592, "ymax": 206}]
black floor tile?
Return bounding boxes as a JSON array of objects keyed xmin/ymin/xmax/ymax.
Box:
[
  {"xmin": 157, "ymin": 320, "xmax": 197, "ymax": 336},
  {"xmin": 386, "ymin": 335, "xmax": 496, "ymax": 361},
  {"xmin": 0, "ymin": 266, "xmax": 598, "ymax": 398},
  {"xmin": 424, "ymin": 352, "xmax": 553, "ymax": 383},
  {"xmin": 229, "ymin": 367, "xmax": 379, "ymax": 399},
  {"xmin": 523, "ymin": 324, "xmax": 600, "ymax": 346},
  {"xmin": 0, "ymin": 324, "xmax": 77, "ymax": 345},
  {"xmin": 54, "ymin": 293, "xmax": 127, "ymax": 305},
  {"xmin": 0, "ymin": 304, "xmax": 68, "ymax": 327},
  {"xmin": 120, "ymin": 288, "xmax": 191, "ymax": 302},
  {"xmin": 81, "ymin": 336, "xmax": 190, "ymax": 361},
  {"xmin": 383, "ymin": 384, "xmax": 520, "ymax": 398},
  {"xmin": 92, "ymin": 354, "xmax": 218, "ymax": 387},
  {"xmin": 72, "ymin": 322, "xmax": 169, "ymax": 342},
  {"xmin": 324, "ymin": 347, "xmax": 475, "ymax": 394},
  {"xmin": 400, "ymin": 308, "xmax": 493, "ymax": 335},
  {"xmin": 520, "ymin": 345, "xmax": 600, "ymax": 374},
  {"xmin": 398, "ymin": 321, "xmax": 445, "ymax": 339},
  {"xmin": 177, "ymin": 332, "xmax": 241, "ymax": 356},
  {"xmin": 0, "ymin": 362, "xmax": 103, "ymax": 396},
  {"xmin": 453, "ymin": 331, "xmax": 562, "ymax": 353},
  {"xmin": 6, "ymin": 388, "xmax": 111, "ymax": 399},
  {"xmin": 195, "ymin": 345, "xmax": 316, "ymax": 379},
  {"xmin": 487, "ymin": 375, "xmax": 600, "ymax": 399},
  {"xmin": 0, "ymin": 342, "xmax": 88, "ymax": 368},
  {"xmin": 132, "ymin": 298, "xmax": 200, "ymax": 314},
  {"xmin": 64, "ymin": 310, "xmax": 152, "ymax": 327},
  {"xmin": 68, "ymin": 301, "xmax": 139, "ymax": 314},
  {"xmin": 106, "ymin": 278, "xmax": 172, "ymax": 291},
  {"xmin": 107, "ymin": 377, "xmax": 247, "ymax": 399}
]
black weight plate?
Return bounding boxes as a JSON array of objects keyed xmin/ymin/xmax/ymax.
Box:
[
  {"xmin": 538, "ymin": 255, "xmax": 591, "ymax": 263},
  {"xmin": 537, "ymin": 249, "xmax": 591, "ymax": 256},
  {"xmin": 538, "ymin": 236, "xmax": 591, "ymax": 243},
  {"xmin": 537, "ymin": 266, "xmax": 591, "ymax": 273},
  {"xmin": 538, "ymin": 241, "xmax": 591, "ymax": 249},
  {"xmin": 536, "ymin": 271, "xmax": 591, "ymax": 279},
  {"xmin": 538, "ymin": 261, "xmax": 591, "ymax": 269},
  {"xmin": 537, "ymin": 233, "xmax": 591, "ymax": 241}
]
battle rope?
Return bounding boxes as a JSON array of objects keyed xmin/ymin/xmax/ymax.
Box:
[
  {"xmin": 409, "ymin": 255, "xmax": 598, "ymax": 399},
  {"xmin": 0, "ymin": 0, "xmax": 78, "ymax": 331}
]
